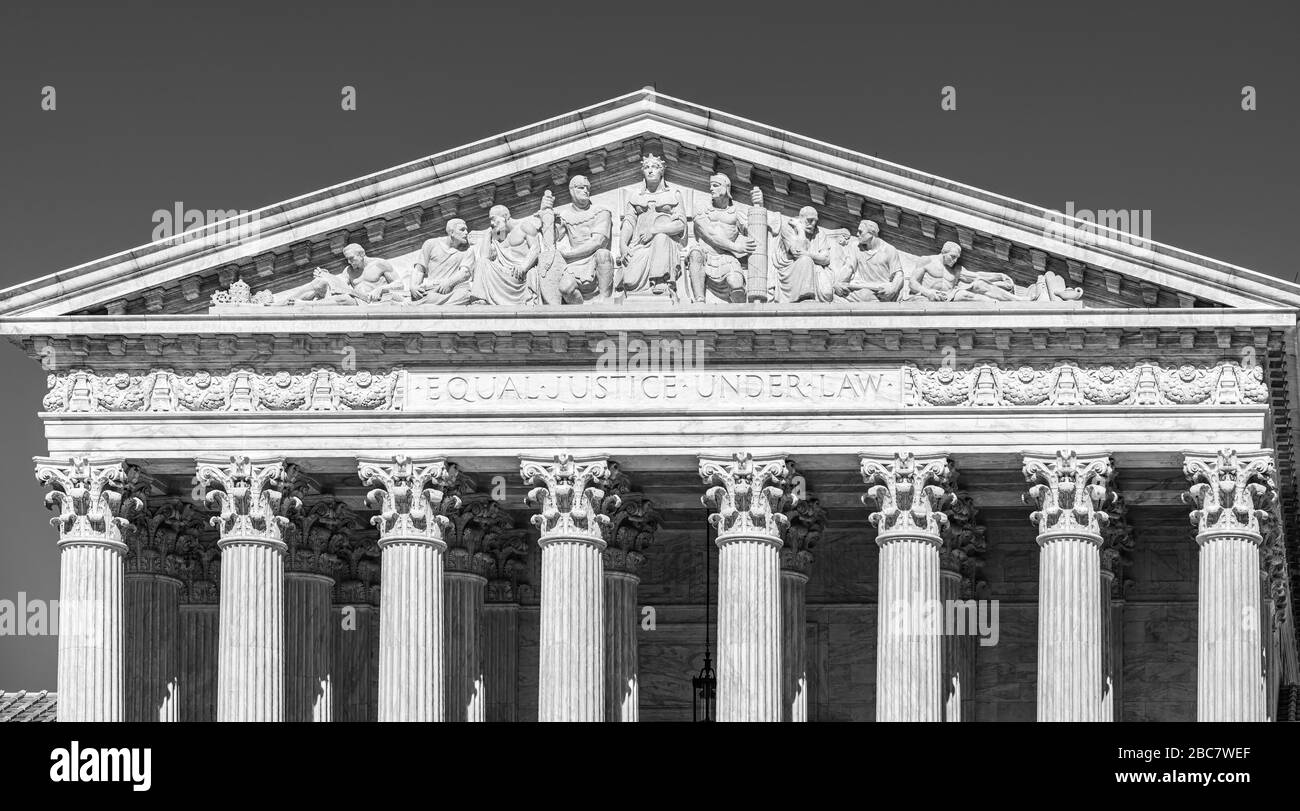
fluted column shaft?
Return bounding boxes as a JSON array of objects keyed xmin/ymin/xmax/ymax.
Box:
[
  {"xmin": 57, "ymin": 538, "xmax": 126, "ymax": 721},
  {"xmin": 877, "ymin": 535, "xmax": 942, "ymax": 721},
  {"xmin": 179, "ymin": 603, "xmax": 219, "ymax": 721},
  {"xmin": 939, "ymin": 568, "xmax": 973, "ymax": 722},
  {"xmin": 605, "ymin": 570, "xmax": 640, "ymax": 722},
  {"xmin": 445, "ymin": 570, "xmax": 486, "ymax": 722},
  {"xmin": 285, "ymin": 572, "xmax": 333, "ymax": 722},
  {"xmin": 483, "ymin": 601, "xmax": 519, "ymax": 722},
  {"xmin": 379, "ymin": 538, "xmax": 445, "ymax": 722},
  {"xmin": 332, "ymin": 603, "xmax": 377, "ymax": 722},
  {"xmin": 1196, "ymin": 532, "xmax": 1265, "ymax": 721},
  {"xmin": 1100, "ymin": 569, "xmax": 1116, "ymax": 721},
  {"xmin": 217, "ymin": 538, "xmax": 285, "ymax": 722},
  {"xmin": 125, "ymin": 573, "xmax": 180, "ymax": 722},
  {"xmin": 1036, "ymin": 532, "xmax": 1103, "ymax": 721},
  {"xmin": 717, "ymin": 535, "xmax": 782, "ymax": 722},
  {"xmin": 539, "ymin": 537, "xmax": 604, "ymax": 721},
  {"xmin": 780, "ymin": 569, "xmax": 808, "ymax": 722}
]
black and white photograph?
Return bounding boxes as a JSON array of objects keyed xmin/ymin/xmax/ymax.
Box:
[{"xmin": 0, "ymin": 0, "xmax": 1294, "ymax": 795}]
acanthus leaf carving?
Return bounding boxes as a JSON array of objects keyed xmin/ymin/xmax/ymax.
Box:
[
  {"xmin": 860, "ymin": 452, "xmax": 952, "ymax": 542},
  {"xmin": 195, "ymin": 455, "xmax": 297, "ymax": 545},
  {"xmin": 34, "ymin": 456, "xmax": 137, "ymax": 548},
  {"xmin": 699, "ymin": 452, "xmax": 793, "ymax": 543},
  {"xmin": 520, "ymin": 453, "xmax": 615, "ymax": 544},
  {"xmin": 1022, "ymin": 451, "xmax": 1114, "ymax": 540},
  {"xmin": 357, "ymin": 455, "xmax": 457, "ymax": 544},
  {"xmin": 1182, "ymin": 449, "xmax": 1276, "ymax": 540}
]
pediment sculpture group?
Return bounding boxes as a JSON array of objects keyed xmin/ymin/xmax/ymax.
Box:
[{"xmin": 242, "ymin": 154, "xmax": 1083, "ymax": 308}]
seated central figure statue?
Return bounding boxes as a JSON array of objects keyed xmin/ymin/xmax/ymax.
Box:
[
  {"xmin": 686, "ymin": 173, "xmax": 757, "ymax": 303},
  {"xmin": 767, "ymin": 197, "xmax": 835, "ymax": 303},
  {"xmin": 273, "ymin": 243, "xmax": 407, "ymax": 305},
  {"xmin": 909, "ymin": 241, "xmax": 1083, "ymax": 302},
  {"xmin": 618, "ymin": 153, "xmax": 687, "ymax": 297},
  {"xmin": 411, "ymin": 219, "xmax": 477, "ymax": 305}
]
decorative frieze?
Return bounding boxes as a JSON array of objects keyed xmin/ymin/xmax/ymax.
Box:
[
  {"xmin": 903, "ymin": 360, "xmax": 1268, "ymax": 408},
  {"xmin": 43, "ymin": 367, "xmax": 402, "ymax": 413}
]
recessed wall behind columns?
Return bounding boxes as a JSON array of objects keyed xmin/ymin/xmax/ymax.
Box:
[{"xmin": 1122, "ymin": 505, "xmax": 1197, "ymax": 722}]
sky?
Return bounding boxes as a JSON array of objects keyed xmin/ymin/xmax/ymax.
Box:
[{"xmin": 0, "ymin": 0, "xmax": 1296, "ymax": 688}]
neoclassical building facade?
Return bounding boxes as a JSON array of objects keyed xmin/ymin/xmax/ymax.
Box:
[{"xmin": 2, "ymin": 90, "xmax": 1296, "ymax": 722}]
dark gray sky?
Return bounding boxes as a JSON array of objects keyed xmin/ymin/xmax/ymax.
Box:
[{"xmin": 0, "ymin": 0, "xmax": 1295, "ymax": 687}]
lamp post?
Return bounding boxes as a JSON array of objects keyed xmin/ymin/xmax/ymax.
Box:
[{"xmin": 693, "ymin": 510, "xmax": 716, "ymax": 721}]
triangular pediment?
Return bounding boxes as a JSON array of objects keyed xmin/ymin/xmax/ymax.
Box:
[{"xmin": 2, "ymin": 88, "xmax": 1296, "ymax": 317}]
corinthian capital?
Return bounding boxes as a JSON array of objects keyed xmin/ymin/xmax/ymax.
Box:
[
  {"xmin": 781, "ymin": 498, "xmax": 826, "ymax": 574},
  {"xmin": 520, "ymin": 454, "xmax": 616, "ymax": 544},
  {"xmin": 128, "ymin": 499, "xmax": 206, "ymax": 578},
  {"xmin": 860, "ymin": 452, "xmax": 953, "ymax": 542},
  {"xmin": 285, "ymin": 496, "xmax": 359, "ymax": 575},
  {"xmin": 35, "ymin": 456, "xmax": 139, "ymax": 549},
  {"xmin": 699, "ymin": 452, "xmax": 793, "ymax": 542},
  {"xmin": 484, "ymin": 528, "xmax": 532, "ymax": 603},
  {"xmin": 445, "ymin": 493, "xmax": 513, "ymax": 575},
  {"xmin": 1182, "ymin": 449, "xmax": 1276, "ymax": 541},
  {"xmin": 195, "ymin": 455, "xmax": 297, "ymax": 545},
  {"xmin": 604, "ymin": 493, "xmax": 662, "ymax": 575},
  {"xmin": 357, "ymin": 455, "xmax": 457, "ymax": 544},
  {"xmin": 1022, "ymin": 451, "xmax": 1113, "ymax": 541}
]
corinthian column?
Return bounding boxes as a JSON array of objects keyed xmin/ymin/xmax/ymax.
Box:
[
  {"xmin": 602, "ymin": 480, "xmax": 661, "ymax": 723},
  {"xmin": 521, "ymin": 453, "xmax": 617, "ymax": 722},
  {"xmin": 780, "ymin": 497, "xmax": 825, "ymax": 722},
  {"xmin": 938, "ymin": 487, "xmax": 986, "ymax": 722},
  {"xmin": 359, "ymin": 455, "xmax": 457, "ymax": 722},
  {"xmin": 1022, "ymin": 450, "xmax": 1114, "ymax": 722},
  {"xmin": 699, "ymin": 452, "xmax": 791, "ymax": 722},
  {"xmin": 36, "ymin": 457, "xmax": 136, "ymax": 722},
  {"xmin": 197, "ymin": 455, "xmax": 297, "ymax": 722},
  {"xmin": 332, "ymin": 532, "xmax": 379, "ymax": 722},
  {"xmin": 444, "ymin": 491, "xmax": 510, "ymax": 722},
  {"xmin": 284, "ymin": 494, "xmax": 354, "ymax": 722},
  {"xmin": 124, "ymin": 493, "xmax": 194, "ymax": 723},
  {"xmin": 861, "ymin": 452, "xmax": 954, "ymax": 722},
  {"xmin": 482, "ymin": 529, "xmax": 531, "ymax": 722},
  {"xmin": 1183, "ymin": 449, "xmax": 1276, "ymax": 722},
  {"xmin": 177, "ymin": 527, "xmax": 220, "ymax": 722},
  {"xmin": 1099, "ymin": 494, "xmax": 1134, "ymax": 722}
]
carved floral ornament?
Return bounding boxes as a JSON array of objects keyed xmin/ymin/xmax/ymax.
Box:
[
  {"xmin": 40, "ymin": 360, "xmax": 1265, "ymax": 414},
  {"xmin": 1182, "ymin": 449, "xmax": 1277, "ymax": 541}
]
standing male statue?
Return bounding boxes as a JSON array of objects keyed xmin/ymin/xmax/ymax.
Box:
[
  {"xmin": 411, "ymin": 219, "xmax": 477, "ymax": 306},
  {"xmin": 273, "ymin": 243, "xmax": 407, "ymax": 305},
  {"xmin": 535, "ymin": 175, "xmax": 614, "ymax": 304},
  {"xmin": 618, "ymin": 153, "xmax": 687, "ymax": 297},
  {"xmin": 471, "ymin": 204, "xmax": 540, "ymax": 306},
  {"xmin": 834, "ymin": 219, "xmax": 906, "ymax": 302},
  {"xmin": 686, "ymin": 173, "xmax": 758, "ymax": 303}
]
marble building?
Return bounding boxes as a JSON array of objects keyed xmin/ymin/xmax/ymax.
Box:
[{"xmin": 1, "ymin": 89, "xmax": 1296, "ymax": 722}]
